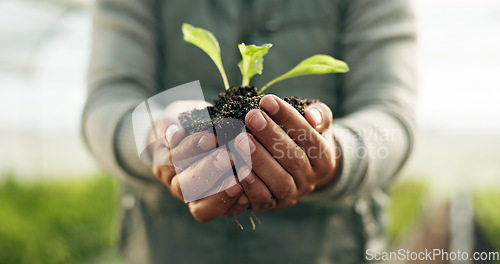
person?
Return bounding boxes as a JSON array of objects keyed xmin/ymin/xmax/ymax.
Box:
[{"xmin": 82, "ymin": 0, "xmax": 417, "ymax": 263}]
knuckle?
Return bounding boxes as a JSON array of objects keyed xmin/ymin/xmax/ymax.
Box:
[
  {"xmin": 318, "ymin": 159, "xmax": 336, "ymax": 176},
  {"xmin": 308, "ymin": 183, "xmax": 316, "ymax": 193},
  {"xmin": 301, "ymin": 183, "xmax": 316, "ymax": 194},
  {"xmin": 152, "ymin": 166, "xmax": 161, "ymax": 179}
]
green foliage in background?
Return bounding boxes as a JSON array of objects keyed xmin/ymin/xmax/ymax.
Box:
[
  {"xmin": 0, "ymin": 175, "xmax": 119, "ymax": 264},
  {"xmin": 1, "ymin": 175, "xmax": 499, "ymax": 263},
  {"xmin": 387, "ymin": 180, "xmax": 428, "ymax": 243},
  {"xmin": 474, "ymin": 191, "xmax": 500, "ymax": 253}
]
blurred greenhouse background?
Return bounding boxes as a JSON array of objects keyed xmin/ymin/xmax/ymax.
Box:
[{"xmin": 0, "ymin": 0, "xmax": 499, "ymax": 263}]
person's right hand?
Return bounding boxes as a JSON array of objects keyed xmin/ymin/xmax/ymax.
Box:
[{"xmin": 151, "ymin": 101, "xmax": 250, "ymax": 222}]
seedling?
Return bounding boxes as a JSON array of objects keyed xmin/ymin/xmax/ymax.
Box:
[
  {"xmin": 182, "ymin": 23, "xmax": 349, "ymax": 93},
  {"xmin": 181, "ymin": 24, "xmax": 349, "ymax": 229}
]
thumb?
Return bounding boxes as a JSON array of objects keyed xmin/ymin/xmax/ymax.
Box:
[{"xmin": 304, "ymin": 103, "xmax": 333, "ymax": 134}]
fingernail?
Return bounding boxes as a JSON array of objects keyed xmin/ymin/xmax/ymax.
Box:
[
  {"xmin": 237, "ymin": 195, "xmax": 249, "ymax": 205},
  {"xmin": 165, "ymin": 124, "xmax": 181, "ymax": 145},
  {"xmin": 308, "ymin": 108, "xmax": 323, "ymax": 127},
  {"xmin": 198, "ymin": 134, "xmax": 216, "ymax": 150},
  {"xmin": 213, "ymin": 151, "xmax": 231, "ymax": 171},
  {"xmin": 237, "ymin": 136, "xmax": 256, "ymax": 154},
  {"xmin": 260, "ymin": 96, "xmax": 280, "ymax": 115},
  {"xmin": 225, "ymin": 181, "xmax": 242, "ymax": 197},
  {"xmin": 249, "ymin": 111, "xmax": 267, "ymax": 131},
  {"xmin": 239, "ymin": 167, "xmax": 256, "ymax": 184}
]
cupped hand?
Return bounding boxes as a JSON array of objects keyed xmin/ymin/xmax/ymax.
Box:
[
  {"xmin": 232, "ymin": 95, "xmax": 341, "ymax": 212},
  {"xmin": 151, "ymin": 100, "xmax": 250, "ymax": 222}
]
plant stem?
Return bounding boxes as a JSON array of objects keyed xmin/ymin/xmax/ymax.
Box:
[
  {"xmin": 221, "ymin": 71, "xmax": 230, "ymax": 90},
  {"xmin": 241, "ymin": 76, "xmax": 250, "ymax": 87},
  {"xmin": 258, "ymin": 80, "xmax": 276, "ymax": 94}
]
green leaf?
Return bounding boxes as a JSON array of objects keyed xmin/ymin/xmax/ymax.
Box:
[
  {"xmin": 182, "ymin": 23, "xmax": 230, "ymax": 89},
  {"xmin": 237, "ymin": 43, "xmax": 272, "ymax": 86},
  {"xmin": 259, "ymin": 55, "xmax": 349, "ymax": 93}
]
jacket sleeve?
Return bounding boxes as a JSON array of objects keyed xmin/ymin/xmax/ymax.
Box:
[
  {"xmin": 82, "ymin": 0, "xmax": 159, "ymax": 183},
  {"xmin": 303, "ymin": 0, "xmax": 417, "ymax": 204}
]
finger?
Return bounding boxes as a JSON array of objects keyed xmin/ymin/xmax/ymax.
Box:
[
  {"xmin": 188, "ymin": 176, "xmax": 243, "ymax": 222},
  {"xmin": 169, "ymin": 173, "xmax": 184, "ymax": 200},
  {"xmin": 233, "ymin": 132, "xmax": 298, "ymax": 203},
  {"xmin": 155, "ymin": 100, "xmax": 212, "ymax": 148},
  {"xmin": 164, "ymin": 123, "xmax": 185, "ymax": 148},
  {"xmin": 304, "ymin": 102, "xmax": 333, "ymax": 134},
  {"xmin": 152, "ymin": 131, "xmax": 218, "ymax": 191},
  {"xmin": 152, "ymin": 139, "xmax": 173, "ymax": 166},
  {"xmin": 152, "ymin": 117, "xmax": 183, "ymax": 149},
  {"xmin": 244, "ymin": 110, "xmax": 313, "ymax": 189},
  {"xmin": 236, "ymin": 165, "xmax": 276, "ymax": 211},
  {"xmin": 225, "ymin": 194, "xmax": 250, "ymax": 216},
  {"xmin": 169, "ymin": 131, "xmax": 217, "ymax": 169},
  {"xmin": 259, "ymin": 95, "xmax": 336, "ymax": 176},
  {"xmin": 176, "ymin": 148, "xmax": 235, "ymax": 202}
]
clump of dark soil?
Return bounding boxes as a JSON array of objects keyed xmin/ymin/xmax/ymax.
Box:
[{"xmin": 179, "ymin": 86, "xmax": 318, "ymax": 143}]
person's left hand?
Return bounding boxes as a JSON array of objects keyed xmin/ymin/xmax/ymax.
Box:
[{"xmin": 231, "ymin": 95, "xmax": 341, "ymax": 212}]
